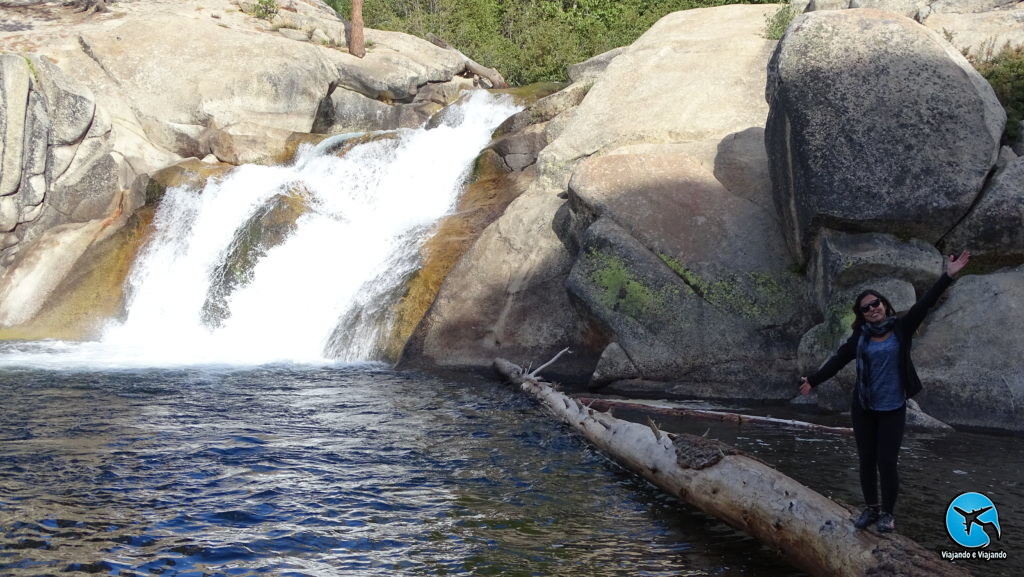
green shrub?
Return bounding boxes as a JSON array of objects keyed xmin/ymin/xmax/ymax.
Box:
[
  {"xmin": 969, "ymin": 41, "xmax": 1024, "ymax": 145},
  {"xmin": 252, "ymin": 0, "xmax": 279, "ymax": 20},
  {"xmin": 764, "ymin": 4, "xmax": 796, "ymax": 40},
  {"xmin": 324, "ymin": 0, "xmax": 780, "ymax": 85}
]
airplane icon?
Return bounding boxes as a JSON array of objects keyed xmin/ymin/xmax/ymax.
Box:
[{"xmin": 953, "ymin": 506, "xmax": 1001, "ymax": 542}]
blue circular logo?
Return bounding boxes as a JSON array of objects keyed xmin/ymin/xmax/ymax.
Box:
[{"xmin": 946, "ymin": 492, "xmax": 1001, "ymax": 548}]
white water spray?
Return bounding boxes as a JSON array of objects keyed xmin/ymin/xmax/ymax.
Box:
[{"xmin": 0, "ymin": 91, "xmax": 521, "ymax": 369}]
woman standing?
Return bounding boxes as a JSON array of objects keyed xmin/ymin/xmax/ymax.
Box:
[{"xmin": 799, "ymin": 251, "xmax": 971, "ymax": 533}]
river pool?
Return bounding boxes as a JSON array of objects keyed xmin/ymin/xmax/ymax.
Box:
[{"xmin": 0, "ymin": 362, "xmax": 1019, "ymax": 576}]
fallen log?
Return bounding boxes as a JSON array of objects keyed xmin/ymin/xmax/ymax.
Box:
[
  {"xmin": 427, "ymin": 34, "xmax": 509, "ymax": 89},
  {"xmin": 575, "ymin": 396, "xmax": 854, "ymax": 435},
  {"xmin": 494, "ymin": 355, "xmax": 968, "ymax": 577}
]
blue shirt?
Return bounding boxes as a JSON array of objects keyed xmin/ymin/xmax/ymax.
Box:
[{"xmin": 863, "ymin": 334, "xmax": 905, "ymax": 411}]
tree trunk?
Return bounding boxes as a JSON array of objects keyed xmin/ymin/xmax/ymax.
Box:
[
  {"xmin": 494, "ymin": 356, "xmax": 970, "ymax": 577},
  {"xmin": 349, "ymin": 0, "xmax": 365, "ymax": 58}
]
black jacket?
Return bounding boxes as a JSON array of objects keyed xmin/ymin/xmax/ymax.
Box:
[{"xmin": 807, "ymin": 273, "xmax": 955, "ymax": 400}]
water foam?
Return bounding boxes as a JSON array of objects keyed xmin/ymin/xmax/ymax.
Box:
[{"xmin": 0, "ymin": 91, "xmax": 520, "ymax": 369}]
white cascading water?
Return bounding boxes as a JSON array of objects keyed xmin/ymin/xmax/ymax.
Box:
[{"xmin": 0, "ymin": 91, "xmax": 520, "ymax": 368}]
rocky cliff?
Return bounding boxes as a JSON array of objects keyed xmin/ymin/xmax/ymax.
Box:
[
  {"xmin": 402, "ymin": 1, "xmax": 1024, "ymax": 432},
  {"xmin": 0, "ymin": 0, "xmax": 483, "ymax": 335},
  {"xmin": 1, "ymin": 0, "xmax": 1022, "ymax": 431}
]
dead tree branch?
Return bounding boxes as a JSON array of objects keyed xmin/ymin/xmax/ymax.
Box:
[{"xmin": 427, "ymin": 33, "xmax": 509, "ymax": 89}]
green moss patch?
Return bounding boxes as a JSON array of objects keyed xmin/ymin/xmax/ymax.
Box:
[
  {"xmin": 586, "ymin": 249, "xmax": 677, "ymax": 319},
  {"xmin": 659, "ymin": 253, "xmax": 786, "ymax": 321}
]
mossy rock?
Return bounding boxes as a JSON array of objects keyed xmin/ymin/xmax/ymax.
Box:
[
  {"xmin": 279, "ymin": 132, "xmax": 331, "ymax": 164},
  {"xmin": 381, "ymin": 169, "xmax": 533, "ymax": 361},
  {"xmin": 201, "ymin": 188, "xmax": 311, "ymax": 327},
  {"xmin": 0, "ymin": 208, "xmax": 155, "ymax": 341},
  {"xmin": 145, "ymin": 159, "xmax": 235, "ymax": 205},
  {"xmin": 490, "ymin": 81, "xmax": 568, "ymax": 106},
  {"xmin": 658, "ymin": 254, "xmax": 789, "ymax": 323},
  {"xmin": 587, "ymin": 249, "xmax": 679, "ymax": 321}
]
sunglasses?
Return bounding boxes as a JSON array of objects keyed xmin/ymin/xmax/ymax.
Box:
[{"xmin": 859, "ymin": 298, "xmax": 883, "ymax": 313}]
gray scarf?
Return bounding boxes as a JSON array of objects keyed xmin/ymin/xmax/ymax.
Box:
[
  {"xmin": 855, "ymin": 316, "xmax": 898, "ymax": 408},
  {"xmin": 862, "ymin": 316, "xmax": 897, "ymax": 337}
]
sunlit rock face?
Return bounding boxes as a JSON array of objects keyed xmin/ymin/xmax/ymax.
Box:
[
  {"xmin": 0, "ymin": 0, "xmax": 482, "ymax": 337},
  {"xmin": 765, "ymin": 9, "xmax": 1004, "ymax": 264},
  {"xmin": 0, "ymin": 53, "xmax": 132, "ymax": 330}
]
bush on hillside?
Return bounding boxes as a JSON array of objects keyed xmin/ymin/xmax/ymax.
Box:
[
  {"xmin": 324, "ymin": 0, "xmax": 779, "ymax": 85},
  {"xmin": 764, "ymin": 4, "xmax": 796, "ymax": 40},
  {"xmin": 968, "ymin": 41, "xmax": 1024, "ymax": 145}
]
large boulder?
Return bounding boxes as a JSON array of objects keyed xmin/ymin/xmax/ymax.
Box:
[
  {"xmin": 563, "ymin": 151, "xmax": 812, "ymax": 395},
  {"xmin": 765, "ymin": 9, "xmax": 1005, "ymax": 263},
  {"xmin": 807, "ymin": 229, "xmax": 943, "ymax": 312},
  {"xmin": 74, "ymin": 13, "xmax": 337, "ymax": 145},
  {"xmin": 914, "ymin": 266, "xmax": 1024, "ymax": 432},
  {"xmin": 555, "ymin": 5, "xmax": 810, "ymax": 389},
  {"xmin": 538, "ymin": 4, "xmax": 780, "ymax": 191},
  {"xmin": 402, "ymin": 5, "xmax": 792, "ymax": 383},
  {"xmin": 566, "ymin": 151, "xmax": 809, "ymax": 338},
  {"xmin": 567, "ymin": 216, "xmax": 799, "ymax": 399},
  {"xmin": 400, "ymin": 176, "xmax": 593, "ymax": 378},
  {"xmin": 940, "ymin": 155, "xmax": 1024, "ymax": 268}
]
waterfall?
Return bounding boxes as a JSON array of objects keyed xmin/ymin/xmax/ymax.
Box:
[{"xmin": 2, "ymin": 91, "xmax": 520, "ymax": 369}]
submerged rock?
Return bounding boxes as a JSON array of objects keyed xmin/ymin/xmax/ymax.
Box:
[{"xmin": 202, "ymin": 189, "xmax": 311, "ymax": 327}]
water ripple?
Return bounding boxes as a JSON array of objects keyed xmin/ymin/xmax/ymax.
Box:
[{"xmin": 0, "ymin": 366, "xmax": 908, "ymax": 577}]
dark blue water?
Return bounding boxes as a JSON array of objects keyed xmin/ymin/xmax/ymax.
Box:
[{"xmin": 0, "ymin": 364, "xmax": 801, "ymax": 577}]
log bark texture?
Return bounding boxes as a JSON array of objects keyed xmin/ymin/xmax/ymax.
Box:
[{"xmin": 494, "ymin": 357, "xmax": 969, "ymax": 577}]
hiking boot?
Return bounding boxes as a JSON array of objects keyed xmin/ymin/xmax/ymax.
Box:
[
  {"xmin": 854, "ymin": 506, "xmax": 880, "ymax": 529},
  {"xmin": 877, "ymin": 512, "xmax": 895, "ymax": 533}
]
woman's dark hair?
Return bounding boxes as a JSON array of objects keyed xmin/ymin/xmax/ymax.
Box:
[{"xmin": 851, "ymin": 289, "xmax": 897, "ymax": 329}]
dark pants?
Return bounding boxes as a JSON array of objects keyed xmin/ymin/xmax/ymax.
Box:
[{"xmin": 850, "ymin": 400, "xmax": 906, "ymax": 514}]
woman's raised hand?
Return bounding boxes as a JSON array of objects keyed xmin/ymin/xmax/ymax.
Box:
[
  {"xmin": 947, "ymin": 250, "xmax": 971, "ymax": 278},
  {"xmin": 799, "ymin": 377, "xmax": 812, "ymax": 396}
]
